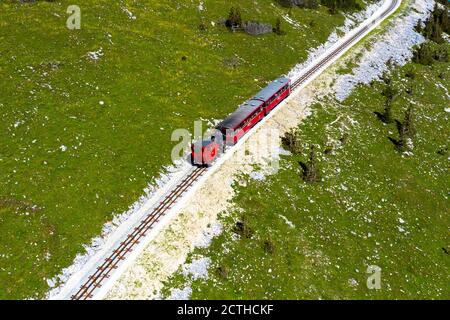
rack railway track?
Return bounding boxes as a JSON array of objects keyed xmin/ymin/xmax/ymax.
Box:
[
  {"xmin": 69, "ymin": 0, "xmax": 398, "ymax": 300},
  {"xmin": 291, "ymin": 0, "xmax": 398, "ymax": 90},
  {"xmin": 71, "ymin": 167, "xmax": 207, "ymax": 300}
]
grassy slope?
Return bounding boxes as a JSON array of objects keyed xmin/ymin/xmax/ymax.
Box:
[
  {"xmin": 163, "ymin": 43, "xmax": 450, "ymax": 299},
  {"xmin": 0, "ymin": 0, "xmax": 353, "ymax": 299}
]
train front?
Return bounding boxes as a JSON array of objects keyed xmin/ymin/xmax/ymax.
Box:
[{"xmin": 191, "ymin": 136, "xmax": 220, "ymax": 167}]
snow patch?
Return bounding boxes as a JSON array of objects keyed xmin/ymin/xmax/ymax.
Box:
[
  {"xmin": 279, "ymin": 214, "xmax": 295, "ymax": 228},
  {"xmin": 198, "ymin": 1, "xmax": 205, "ymax": 12},
  {"xmin": 288, "ymin": 0, "xmax": 386, "ymax": 80},
  {"xmin": 182, "ymin": 257, "xmax": 211, "ymax": 280},
  {"xmin": 282, "ymin": 14, "xmax": 301, "ymax": 29},
  {"xmin": 169, "ymin": 286, "xmax": 192, "ymax": 300},
  {"xmin": 334, "ymin": 0, "xmax": 435, "ymax": 101},
  {"xmin": 249, "ymin": 171, "xmax": 266, "ymax": 181},
  {"xmin": 86, "ymin": 48, "xmax": 104, "ymax": 61},
  {"xmin": 122, "ymin": 7, "xmax": 137, "ymax": 20}
]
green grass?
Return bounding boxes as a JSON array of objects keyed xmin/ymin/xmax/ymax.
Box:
[
  {"xmin": 0, "ymin": 0, "xmax": 364, "ymax": 299},
  {"xmin": 162, "ymin": 42, "xmax": 450, "ymax": 299}
]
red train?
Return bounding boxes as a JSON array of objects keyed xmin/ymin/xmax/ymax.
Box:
[{"xmin": 191, "ymin": 77, "xmax": 291, "ymax": 166}]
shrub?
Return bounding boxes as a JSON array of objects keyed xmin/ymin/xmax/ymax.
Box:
[
  {"xmin": 273, "ymin": 17, "xmax": 285, "ymax": 35},
  {"xmin": 234, "ymin": 217, "xmax": 253, "ymax": 239},
  {"xmin": 281, "ymin": 129, "xmax": 302, "ymax": 154},
  {"xmin": 389, "ymin": 105, "xmax": 415, "ymax": 152},
  {"xmin": 263, "ymin": 237, "xmax": 276, "ymax": 254},
  {"xmin": 299, "ymin": 145, "xmax": 320, "ymax": 183},
  {"xmin": 198, "ymin": 21, "xmax": 207, "ymax": 31},
  {"xmin": 216, "ymin": 265, "xmax": 229, "ymax": 279},
  {"xmin": 226, "ymin": 7, "xmax": 242, "ymax": 28},
  {"xmin": 413, "ymin": 42, "xmax": 435, "ymax": 66},
  {"xmin": 418, "ymin": 4, "xmax": 449, "ymax": 43}
]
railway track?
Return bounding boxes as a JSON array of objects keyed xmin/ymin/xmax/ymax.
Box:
[
  {"xmin": 68, "ymin": 0, "xmax": 399, "ymax": 300},
  {"xmin": 71, "ymin": 167, "xmax": 208, "ymax": 300},
  {"xmin": 291, "ymin": 0, "xmax": 398, "ymax": 90}
]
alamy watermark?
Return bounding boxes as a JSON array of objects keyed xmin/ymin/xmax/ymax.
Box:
[
  {"xmin": 66, "ymin": 5, "xmax": 81, "ymax": 30},
  {"xmin": 366, "ymin": 265, "xmax": 382, "ymax": 290},
  {"xmin": 171, "ymin": 121, "xmax": 281, "ymax": 172}
]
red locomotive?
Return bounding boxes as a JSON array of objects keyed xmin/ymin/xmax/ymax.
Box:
[
  {"xmin": 191, "ymin": 77, "xmax": 291, "ymax": 166},
  {"xmin": 191, "ymin": 136, "xmax": 220, "ymax": 167}
]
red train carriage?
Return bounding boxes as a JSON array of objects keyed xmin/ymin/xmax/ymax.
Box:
[
  {"xmin": 190, "ymin": 77, "xmax": 291, "ymax": 165},
  {"xmin": 216, "ymin": 77, "xmax": 291, "ymax": 145}
]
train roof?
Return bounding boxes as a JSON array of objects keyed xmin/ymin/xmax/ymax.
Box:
[
  {"xmin": 252, "ymin": 77, "xmax": 290, "ymax": 102},
  {"xmin": 217, "ymin": 77, "xmax": 290, "ymax": 130},
  {"xmin": 217, "ymin": 99, "xmax": 264, "ymax": 130}
]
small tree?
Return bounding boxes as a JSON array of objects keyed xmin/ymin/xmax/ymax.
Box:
[
  {"xmin": 226, "ymin": 7, "xmax": 242, "ymax": 28},
  {"xmin": 274, "ymin": 17, "xmax": 284, "ymax": 35},
  {"xmin": 375, "ymin": 84, "xmax": 397, "ymax": 124},
  {"xmin": 281, "ymin": 129, "xmax": 302, "ymax": 154},
  {"xmin": 263, "ymin": 236, "xmax": 276, "ymax": 254},
  {"xmin": 389, "ymin": 105, "xmax": 415, "ymax": 152},
  {"xmin": 234, "ymin": 216, "xmax": 253, "ymax": 239},
  {"xmin": 382, "ymin": 84, "xmax": 398, "ymax": 104},
  {"xmin": 400, "ymin": 104, "xmax": 415, "ymax": 139},
  {"xmin": 299, "ymin": 145, "xmax": 320, "ymax": 183},
  {"xmin": 413, "ymin": 42, "xmax": 434, "ymax": 65}
]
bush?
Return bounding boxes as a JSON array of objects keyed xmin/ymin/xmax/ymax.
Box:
[
  {"xmin": 299, "ymin": 145, "xmax": 320, "ymax": 183},
  {"xmin": 216, "ymin": 265, "xmax": 229, "ymax": 279},
  {"xmin": 226, "ymin": 7, "xmax": 242, "ymax": 28},
  {"xmin": 413, "ymin": 42, "xmax": 435, "ymax": 66},
  {"xmin": 417, "ymin": 4, "xmax": 449, "ymax": 43},
  {"xmin": 434, "ymin": 47, "xmax": 449, "ymax": 62},
  {"xmin": 321, "ymin": 0, "xmax": 361, "ymax": 14},
  {"xmin": 234, "ymin": 217, "xmax": 253, "ymax": 239},
  {"xmin": 273, "ymin": 18, "xmax": 285, "ymax": 35},
  {"xmin": 263, "ymin": 237, "xmax": 276, "ymax": 254},
  {"xmin": 404, "ymin": 68, "xmax": 416, "ymax": 79},
  {"xmin": 198, "ymin": 21, "xmax": 207, "ymax": 31},
  {"xmin": 281, "ymin": 129, "xmax": 302, "ymax": 154}
]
